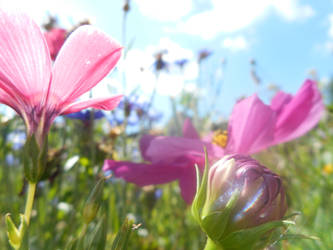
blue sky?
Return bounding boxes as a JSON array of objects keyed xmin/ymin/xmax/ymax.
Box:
[{"xmin": 1, "ymin": 0, "xmax": 333, "ymax": 120}]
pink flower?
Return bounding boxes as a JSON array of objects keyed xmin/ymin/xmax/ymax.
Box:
[
  {"xmin": 0, "ymin": 11, "xmax": 122, "ymax": 145},
  {"xmin": 44, "ymin": 28, "xmax": 67, "ymax": 60},
  {"xmin": 103, "ymin": 79, "xmax": 323, "ymax": 203}
]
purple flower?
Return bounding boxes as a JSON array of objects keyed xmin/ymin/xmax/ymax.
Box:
[{"xmin": 109, "ymin": 95, "xmax": 162, "ymax": 126}]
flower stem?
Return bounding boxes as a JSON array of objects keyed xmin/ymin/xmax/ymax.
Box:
[
  {"xmin": 204, "ymin": 238, "xmax": 223, "ymax": 250},
  {"xmin": 24, "ymin": 182, "xmax": 37, "ymax": 226}
]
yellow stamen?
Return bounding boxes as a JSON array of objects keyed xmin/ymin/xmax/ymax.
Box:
[
  {"xmin": 323, "ymin": 164, "xmax": 333, "ymax": 175},
  {"xmin": 212, "ymin": 130, "xmax": 228, "ymax": 148}
]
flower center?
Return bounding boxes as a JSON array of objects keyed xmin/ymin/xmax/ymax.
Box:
[{"xmin": 212, "ymin": 129, "xmax": 228, "ymax": 148}]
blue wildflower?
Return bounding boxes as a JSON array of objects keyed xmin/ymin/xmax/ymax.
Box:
[{"xmin": 65, "ymin": 110, "xmax": 105, "ymax": 121}]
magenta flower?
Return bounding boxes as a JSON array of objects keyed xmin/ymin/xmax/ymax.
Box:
[
  {"xmin": 226, "ymin": 79, "xmax": 323, "ymax": 154},
  {"xmin": 0, "ymin": 11, "xmax": 122, "ymax": 146},
  {"xmin": 104, "ymin": 79, "xmax": 323, "ymax": 203},
  {"xmin": 44, "ymin": 28, "xmax": 67, "ymax": 60}
]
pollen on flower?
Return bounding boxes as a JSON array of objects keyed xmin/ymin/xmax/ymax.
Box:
[
  {"xmin": 323, "ymin": 164, "xmax": 333, "ymax": 175},
  {"xmin": 212, "ymin": 129, "xmax": 228, "ymax": 148}
]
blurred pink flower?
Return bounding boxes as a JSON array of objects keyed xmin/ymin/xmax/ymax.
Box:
[
  {"xmin": 44, "ymin": 28, "xmax": 67, "ymax": 60},
  {"xmin": 103, "ymin": 79, "xmax": 324, "ymax": 203},
  {"xmin": 0, "ymin": 11, "xmax": 122, "ymax": 145}
]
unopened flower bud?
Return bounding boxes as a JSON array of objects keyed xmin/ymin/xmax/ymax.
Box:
[{"xmin": 192, "ymin": 154, "xmax": 287, "ymax": 250}]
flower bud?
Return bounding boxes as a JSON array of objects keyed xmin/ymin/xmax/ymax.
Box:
[{"xmin": 192, "ymin": 154, "xmax": 287, "ymax": 250}]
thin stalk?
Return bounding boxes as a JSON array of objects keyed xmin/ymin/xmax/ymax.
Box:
[
  {"xmin": 146, "ymin": 72, "xmax": 159, "ymax": 129},
  {"xmin": 12, "ymin": 182, "xmax": 37, "ymax": 249},
  {"xmin": 24, "ymin": 182, "xmax": 37, "ymax": 226}
]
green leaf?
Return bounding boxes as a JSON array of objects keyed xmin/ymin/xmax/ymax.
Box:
[
  {"xmin": 83, "ymin": 178, "xmax": 105, "ymax": 224},
  {"xmin": 87, "ymin": 215, "xmax": 108, "ymax": 250},
  {"xmin": 111, "ymin": 218, "xmax": 133, "ymax": 250},
  {"xmin": 64, "ymin": 238, "xmax": 79, "ymax": 250}
]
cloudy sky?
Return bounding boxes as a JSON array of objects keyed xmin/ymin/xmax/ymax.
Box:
[{"xmin": 0, "ymin": 0, "xmax": 332, "ymax": 119}]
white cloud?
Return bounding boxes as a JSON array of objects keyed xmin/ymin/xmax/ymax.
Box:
[
  {"xmin": 272, "ymin": 0, "xmax": 315, "ymax": 21},
  {"xmin": 175, "ymin": 0, "xmax": 315, "ymax": 39},
  {"xmin": 324, "ymin": 41, "xmax": 333, "ymax": 52},
  {"xmin": 133, "ymin": 0, "xmax": 192, "ymax": 22},
  {"xmin": 222, "ymin": 36, "xmax": 248, "ymax": 51},
  {"xmin": 0, "ymin": 0, "xmax": 94, "ymax": 28},
  {"xmin": 320, "ymin": 14, "xmax": 333, "ymax": 53},
  {"xmin": 116, "ymin": 39, "xmax": 198, "ymax": 97}
]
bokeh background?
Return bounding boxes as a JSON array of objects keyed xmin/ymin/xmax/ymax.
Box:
[{"xmin": 0, "ymin": 0, "xmax": 332, "ymax": 249}]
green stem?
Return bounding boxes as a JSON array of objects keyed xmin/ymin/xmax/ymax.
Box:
[
  {"xmin": 204, "ymin": 237, "xmax": 223, "ymax": 250},
  {"xmin": 24, "ymin": 182, "xmax": 37, "ymax": 226}
]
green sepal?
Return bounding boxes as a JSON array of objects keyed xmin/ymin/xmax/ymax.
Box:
[
  {"xmin": 82, "ymin": 178, "xmax": 106, "ymax": 224},
  {"xmin": 218, "ymin": 220, "xmax": 291, "ymax": 250},
  {"xmin": 6, "ymin": 214, "xmax": 27, "ymax": 250},
  {"xmin": 6, "ymin": 214, "xmax": 21, "ymax": 249},
  {"xmin": 201, "ymin": 190, "xmax": 240, "ymax": 241},
  {"xmin": 23, "ymin": 135, "xmax": 48, "ymax": 182},
  {"xmin": 111, "ymin": 218, "xmax": 133, "ymax": 250},
  {"xmin": 277, "ymin": 233, "xmax": 319, "ymax": 241},
  {"xmin": 191, "ymin": 147, "xmax": 209, "ymax": 224}
]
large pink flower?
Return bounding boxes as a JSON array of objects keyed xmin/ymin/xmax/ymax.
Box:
[
  {"xmin": 103, "ymin": 79, "xmax": 324, "ymax": 203},
  {"xmin": 44, "ymin": 28, "xmax": 67, "ymax": 60},
  {"xmin": 0, "ymin": 11, "xmax": 122, "ymax": 145}
]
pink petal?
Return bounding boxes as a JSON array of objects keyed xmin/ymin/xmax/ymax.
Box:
[
  {"xmin": 50, "ymin": 25, "xmax": 122, "ymax": 109},
  {"xmin": 0, "ymin": 88, "xmax": 21, "ymax": 114},
  {"xmin": 270, "ymin": 91, "xmax": 292, "ymax": 116},
  {"xmin": 273, "ymin": 79, "xmax": 324, "ymax": 144},
  {"xmin": 60, "ymin": 95, "xmax": 123, "ymax": 115},
  {"xmin": 103, "ymin": 160, "xmax": 182, "ymax": 186},
  {"xmin": 179, "ymin": 163, "xmax": 199, "ymax": 204},
  {"xmin": 139, "ymin": 134, "xmax": 157, "ymax": 161},
  {"xmin": 146, "ymin": 136, "xmax": 223, "ymax": 164},
  {"xmin": 183, "ymin": 118, "xmax": 200, "ymax": 139},
  {"xmin": 0, "ymin": 11, "xmax": 52, "ymax": 111},
  {"xmin": 227, "ymin": 95, "xmax": 276, "ymax": 154},
  {"xmin": 44, "ymin": 28, "xmax": 67, "ymax": 60}
]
